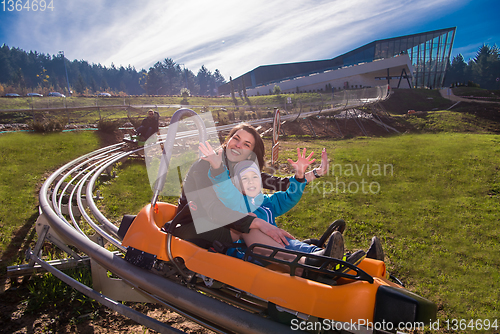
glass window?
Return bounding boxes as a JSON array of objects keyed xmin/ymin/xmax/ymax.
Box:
[
  {"xmin": 439, "ymin": 32, "xmax": 448, "ymax": 77},
  {"xmin": 387, "ymin": 41, "xmax": 395, "ymax": 57},
  {"xmin": 380, "ymin": 42, "xmax": 389, "ymax": 58},
  {"xmin": 404, "ymin": 28, "xmax": 456, "ymax": 88},
  {"xmin": 374, "ymin": 43, "xmax": 381, "ymax": 59},
  {"xmin": 394, "ymin": 39, "xmax": 401, "ymax": 55},
  {"xmin": 364, "ymin": 46, "xmax": 375, "ymax": 62}
]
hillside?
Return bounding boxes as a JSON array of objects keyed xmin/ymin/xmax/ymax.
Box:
[{"xmin": 274, "ymin": 88, "xmax": 500, "ymax": 140}]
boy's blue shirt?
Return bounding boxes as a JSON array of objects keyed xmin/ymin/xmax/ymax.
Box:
[{"xmin": 208, "ymin": 167, "xmax": 310, "ymax": 258}]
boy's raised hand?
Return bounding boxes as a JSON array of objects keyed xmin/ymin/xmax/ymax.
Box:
[
  {"xmin": 287, "ymin": 148, "xmax": 316, "ymax": 179},
  {"xmin": 199, "ymin": 141, "xmax": 223, "ymax": 169}
]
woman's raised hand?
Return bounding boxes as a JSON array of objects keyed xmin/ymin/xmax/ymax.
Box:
[
  {"xmin": 316, "ymin": 147, "xmax": 329, "ymax": 177},
  {"xmin": 199, "ymin": 141, "xmax": 223, "ymax": 169},
  {"xmin": 287, "ymin": 148, "xmax": 316, "ymax": 179}
]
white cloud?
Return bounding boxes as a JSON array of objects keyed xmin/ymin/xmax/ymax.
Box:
[{"xmin": 4, "ymin": 0, "xmax": 464, "ymax": 79}]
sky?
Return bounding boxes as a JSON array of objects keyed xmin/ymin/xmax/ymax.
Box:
[{"xmin": 0, "ymin": 0, "xmax": 499, "ymax": 79}]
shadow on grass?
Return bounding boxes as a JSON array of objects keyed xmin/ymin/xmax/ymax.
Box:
[{"xmin": 0, "ymin": 210, "xmax": 39, "ymax": 276}]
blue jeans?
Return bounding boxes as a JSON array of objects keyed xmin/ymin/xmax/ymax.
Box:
[{"xmin": 284, "ymin": 237, "xmax": 321, "ymax": 253}]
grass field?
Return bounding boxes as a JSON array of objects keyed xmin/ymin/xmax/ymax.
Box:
[
  {"xmin": 1, "ymin": 91, "xmax": 499, "ymax": 332},
  {"xmin": 0, "ymin": 132, "xmax": 100, "ymax": 262},
  {"xmin": 275, "ymin": 134, "xmax": 500, "ymax": 324}
]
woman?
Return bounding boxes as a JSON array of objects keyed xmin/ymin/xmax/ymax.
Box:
[{"xmin": 172, "ymin": 123, "xmax": 328, "ymax": 250}]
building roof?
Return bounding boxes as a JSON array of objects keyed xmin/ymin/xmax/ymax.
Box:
[{"xmin": 218, "ymin": 27, "xmax": 456, "ymax": 94}]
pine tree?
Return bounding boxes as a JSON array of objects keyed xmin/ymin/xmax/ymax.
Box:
[{"xmin": 471, "ymin": 44, "xmax": 499, "ymax": 88}]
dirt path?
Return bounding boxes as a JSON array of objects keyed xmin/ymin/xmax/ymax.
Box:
[{"xmin": 439, "ymin": 88, "xmax": 500, "ymax": 104}]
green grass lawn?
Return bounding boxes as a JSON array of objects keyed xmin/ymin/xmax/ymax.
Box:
[
  {"xmin": 401, "ymin": 110, "xmax": 496, "ymax": 133},
  {"xmin": 0, "ymin": 131, "xmax": 100, "ymax": 265},
  {"xmin": 276, "ymin": 134, "xmax": 500, "ymax": 324}
]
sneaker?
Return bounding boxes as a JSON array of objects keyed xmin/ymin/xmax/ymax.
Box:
[
  {"xmin": 325, "ymin": 231, "xmax": 344, "ymax": 259},
  {"xmin": 331, "ymin": 250, "xmax": 366, "ymax": 276},
  {"xmin": 366, "ymin": 236, "xmax": 384, "ymax": 261},
  {"xmin": 305, "ymin": 232, "xmax": 344, "ymax": 269},
  {"xmin": 345, "ymin": 250, "xmax": 366, "ymax": 267}
]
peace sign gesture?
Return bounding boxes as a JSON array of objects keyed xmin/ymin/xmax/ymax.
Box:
[{"xmin": 287, "ymin": 148, "xmax": 316, "ymax": 179}]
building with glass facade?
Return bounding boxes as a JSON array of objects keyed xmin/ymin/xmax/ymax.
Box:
[
  {"xmin": 218, "ymin": 27, "xmax": 456, "ymax": 95},
  {"xmin": 373, "ymin": 27, "xmax": 456, "ymax": 88}
]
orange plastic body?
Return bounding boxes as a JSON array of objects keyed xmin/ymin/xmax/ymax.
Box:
[{"xmin": 121, "ymin": 203, "xmax": 402, "ymax": 323}]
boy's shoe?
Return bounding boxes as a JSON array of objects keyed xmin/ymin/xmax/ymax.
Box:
[
  {"xmin": 324, "ymin": 231, "xmax": 344, "ymax": 260},
  {"xmin": 305, "ymin": 231, "xmax": 344, "ymax": 269},
  {"xmin": 328, "ymin": 250, "xmax": 366, "ymax": 276},
  {"xmin": 366, "ymin": 236, "xmax": 384, "ymax": 261},
  {"xmin": 344, "ymin": 250, "xmax": 366, "ymax": 268}
]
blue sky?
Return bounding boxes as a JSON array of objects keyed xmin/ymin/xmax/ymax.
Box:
[{"xmin": 0, "ymin": 0, "xmax": 499, "ymax": 79}]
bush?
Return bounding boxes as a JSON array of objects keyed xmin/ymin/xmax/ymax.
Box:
[
  {"xmin": 97, "ymin": 118, "xmax": 121, "ymax": 133},
  {"xmin": 29, "ymin": 118, "xmax": 67, "ymax": 133},
  {"xmin": 467, "ymin": 80, "xmax": 480, "ymax": 88}
]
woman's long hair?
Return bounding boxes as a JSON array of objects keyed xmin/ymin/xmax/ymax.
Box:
[{"xmin": 222, "ymin": 123, "xmax": 265, "ymax": 170}]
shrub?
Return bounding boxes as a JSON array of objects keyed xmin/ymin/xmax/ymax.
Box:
[
  {"xmin": 97, "ymin": 118, "xmax": 121, "ymax": 133},
  {"xmin": 467, "ymin": 80, "xmax": 480, "ymax": 88},
  {"xmin": 239, "ymin": 110, "xmax": 246, "ymax": 120},
  {"xmin": 29, "ymin": 118, "xmax": 67, "ymax": 133}
]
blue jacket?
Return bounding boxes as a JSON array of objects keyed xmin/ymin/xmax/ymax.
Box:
[{"xmin": 209, "ymin": 168, "xmax": 306, "ymax": 225}]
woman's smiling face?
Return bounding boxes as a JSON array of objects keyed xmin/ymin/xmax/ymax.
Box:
[{"xmin": 225, "ymin": 129, "xmax": 255, "ymax": 163}]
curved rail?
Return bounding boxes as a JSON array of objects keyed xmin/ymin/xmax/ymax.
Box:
[{"xmin": 27, "ymin": 86, "xmax": 391, "ymax": 333}]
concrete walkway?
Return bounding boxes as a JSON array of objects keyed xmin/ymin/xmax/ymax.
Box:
[{"xmin": 439, "ymin": 88, "xmax": 500, "ymax": 104}]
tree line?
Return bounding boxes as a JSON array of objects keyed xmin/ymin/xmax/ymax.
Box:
[
  {"xmin": 1, "ymin": 43, "xmax": 499, "ymax": 97},
  {"xmin": 444, "ymin": 44, "xmax": 500, "ymax": 89},
  {"xmin": 0, "ymin": 44, "xmax": 226, "ymax": 96}
]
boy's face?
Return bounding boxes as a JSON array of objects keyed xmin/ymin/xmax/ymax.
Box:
[{"xmin": 240, "ymin": 171, "xmax": 262, "ymax": 197}]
